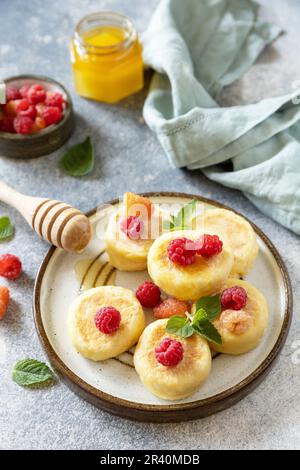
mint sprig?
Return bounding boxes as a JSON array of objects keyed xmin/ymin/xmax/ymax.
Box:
[
  {"xmin": 166, "ymin": 294, "xmax": 222, "ymax": 344},
  {"xmin": 12, "ymin": 358, "xmax": 54, "ymax": 387},
  {"xmin": 195, "ymin": 294, "xmax": 221, "ymax": 321},
  {"xmin": 59, "ymin": 136, "xmax": 94, "ymax": 177},
  {"xmin": 0, "ymin": 216, "xmax": 14, "ymax": 241},
  {"xmin": 165, "ymin": 315, "xmax": 194, "ymax": 338},
  {"xmin": 163, "ymin": 199, "xmax": 197, "ymax": 231},
  {"xmin": 191, "ymin": 309, "xmax": 221, "ymax": 344}
]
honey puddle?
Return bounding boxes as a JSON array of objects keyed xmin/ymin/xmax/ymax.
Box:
[{"xmin": 74, "ymin": 250, "xmax": 116, "ymax": 292}]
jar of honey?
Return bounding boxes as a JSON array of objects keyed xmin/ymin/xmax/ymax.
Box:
[{"xmin": 70, "ymin": 12, "xmax": 144, "ymax": 103}]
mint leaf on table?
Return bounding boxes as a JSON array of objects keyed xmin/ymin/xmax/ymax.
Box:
[
  {"xmin": 12, "ymin": 359, "xmax": 54, "ymax": 387},
  {"xmin": 163, "ymin": 200, "xmax": 197, "ymax": 231},
  {"xmin": 59, "ymin": 136, "xmax": 94, "ymax": 177},
  {"xmin": 0, "ymin": 216, "xmax": 14, "ymax": 241},
  {"xmin": 195, "ymin": 294, "xmax": 221, "ymax": 321},
  {"xmin": 166, "ymin": 315, "xmax": 194, "ymax": 338}
]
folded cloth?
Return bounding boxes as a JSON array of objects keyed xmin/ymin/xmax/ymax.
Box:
[{"xmin": 142, "ymin": 0, "xmax": 300, "ymax": 234}]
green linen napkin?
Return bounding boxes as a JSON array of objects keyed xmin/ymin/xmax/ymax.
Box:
[{"xmin": 142, "ymin": 0, "xmax": 300, "ymax": 234}]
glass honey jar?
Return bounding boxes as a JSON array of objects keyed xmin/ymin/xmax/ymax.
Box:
[{"xmin": 70, "ymin": 12, "xmax": 144, "ymax": 103}]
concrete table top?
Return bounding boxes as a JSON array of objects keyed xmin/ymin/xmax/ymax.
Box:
[{"xmin": 0, "ymin": 0, "xmax": 299, "ymax": 450}]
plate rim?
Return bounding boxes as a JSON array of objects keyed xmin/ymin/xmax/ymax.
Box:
[{"xmin": 33, "ymin": 192, "xmax": 293, "ymax": 422}]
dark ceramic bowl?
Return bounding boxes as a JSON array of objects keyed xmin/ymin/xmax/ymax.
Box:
[{"xmin": 0, "ymin": 75, "xmax": 74, "ymax": 159}]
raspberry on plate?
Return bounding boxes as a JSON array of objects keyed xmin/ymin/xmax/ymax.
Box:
[
  {"xmin": 13, "ymin": 116, "xmax": 34, "ymax": 135},
  {"xmin": 45, "ymin": 91, "xmax": 65, "ymax": 110},
  {"xmin": 153, "ymin": 298, "xmax": 189, "ymax": 319},
  {"xmin": 221, "ymin": 286, "xmax": 247, "ymax": 311},
  {"xmin": 167, "ymin": 237, "xmax": 196, "ymax": 266},
  {"xmin": 6, "ymin": 87, "xmax": 21, "ymax": 101},
  {"xmin": 155, "ymin": 337, "xmax": 184, "ymax": 367},
  {"xmin": 0, "ymin": 254, "xmax": 22, "ymax": 280},
  {"xmin": 27, "ymin": 84, "xmax": 46, "ymax": 105},
  {"xmin": 41, "ymin": 106, "xmax": 62, "ymax": 126},
  {"xmin": 94, "ymin": 306, "xmax": 121, "ymax": 334},
  {"xmin": 136, "ymin": 281, "xmax": 161, "ymax": 308},
  {"xmin": 120, "ymin": 216, "xmax": 144, "ymax": 240},
  {"xmin": 0, "ymin": 286, "xmax": 10, "ymax": 320},
  {"xmin": 195, "ymin": 234, "xmax": 223, "ymax": 258}
]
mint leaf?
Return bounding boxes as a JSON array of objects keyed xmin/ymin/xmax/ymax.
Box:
[
  {"xmin": 59, "ymin": 136, "xmax": 94, "ymax": 177},
  {"xmin": 12, "ymin": 359, "xmax": 54, "ymax": 387},
  {"xmin": 0, "ymin": 216, "xmax": 14, "ymax": 241},
  {"xmin": 195, "ymin": 294, "xmax": 221, "ymax": 321},
  {"xmin": 166, "ymin": 315, "xmax": 194, "ymax": 338},
  {"xmin": 192, "ymin": 306, "xmax": 222, "ymax": 344},
  {"xmin": 193, "ymin": 319, "xmax": 222, "ymax": 345},
  {"xmin": 166, "ymin": 302, "xmax": 222, "ymax": 344},
  {"xmin": 169, "ymin": 200, "xmax": 197, "ymax": 231},
  {"xmin": 191, "ymin": 308, "xmax": 208, "ymax": 326}
]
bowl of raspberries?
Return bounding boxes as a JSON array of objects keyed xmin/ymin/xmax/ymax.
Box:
[{"xmin": 0, "ymin": 75, "xmax": 74, "ymax": 158}]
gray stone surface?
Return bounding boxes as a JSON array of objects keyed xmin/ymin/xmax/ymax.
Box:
[{"xmin": 0, "ymin": 0, "xmax": 299, "ymax": 450}]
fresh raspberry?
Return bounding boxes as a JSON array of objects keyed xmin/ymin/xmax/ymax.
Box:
[
  {"xmin": 136, "ymin": 281, "xmax": 161, "ymax": 308},
  {"xmin": 13, "ymin": 116, "xmax": 34, "ymax": 135},
  {"xmin": 0, "ymin": 286, "xmax": 10, "ymax": 320},
  {"xmin": 195, "ymin": 234, "xmax": 223, "ymax": 258},
  {"xmin": 19, "ymin": 84, "xmax": 31, "ymax": 98},
  {"xmin": 6, "ymin": 87, "xmax": 21, "ymax": 101},
  {"xmin": 221, "ymin": 286, "xmax": 247, "ymax": 311},
  {"xmin": 19, "ymin": 104, "xmax": 36, "ymax": 120},
  {"xmin": 45, "ymin": 91, "xmax": 65, "ymax": 110},
  {"xmin": 120, "ymin": 216, "xmax": 144, "ymax": 240},
  {"xmin": 167, "ymin": 237, "xmax": 196, "ymax": 266},
  {"xmin": 41, "ymin": 106, "xmax": 62, "ymax": 126},
  {"xmin": 32, "ymin": 116, "xmax": 46, "ymax": 133},
  {"xmin": 35, "ymin": 103, "xmax": 46, "ymax": 116},
  {"xmin": 0, "ymin": 254, "xmax": 22, "ymax": 280},
  {"xmin": 15, "ymin": 98, "xmax": 29, "ymax": 113},
  {"xmin": 0, "ymin": 116, "xmax": 15, "ymax": 133},
  {"xmin": 155, "ymin": 338, "xmax": 184, "ymax": 367},
  {"xmin": 94, "ymin": 306, "xmax": 121, "ymax": 334},
  {"xmin": 27, "ymin": 84, "xmax": 46, "ymax": 105},
  {"xmin": 153, "ymin": 298, "xmax": 189, "ymax": 319},
  {"xmin": 4, "ymin": 100, "xmax": 18, "ymax": 118}
]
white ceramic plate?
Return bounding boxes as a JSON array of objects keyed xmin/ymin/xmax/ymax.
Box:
[{"xmin": 33, "ymin": 193, "xmax": 292, "ymax": 422}]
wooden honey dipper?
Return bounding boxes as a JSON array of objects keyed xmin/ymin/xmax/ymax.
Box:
[{"xmin": 0, "ymin": 182, "xmax": 92, "ymax": 253}]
